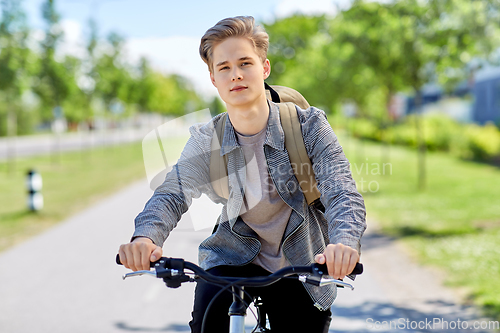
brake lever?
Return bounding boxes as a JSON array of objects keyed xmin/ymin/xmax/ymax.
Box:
[
  {"xmin": 298, "ymin": 275, "xmax": 355, "ymax": 290},
  {"xmin": 122, "ymin": 270, "xmax": 157, "ymax": 280}
]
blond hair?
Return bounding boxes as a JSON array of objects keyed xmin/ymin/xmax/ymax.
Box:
[{"xmin": 199, "ymin": 16, "xmax": 269, "ymax": 73}]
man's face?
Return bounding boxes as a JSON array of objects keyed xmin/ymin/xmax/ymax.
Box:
[{"xmin": 210, "ymin": 37, "xmax": 270, "ymax": 109}]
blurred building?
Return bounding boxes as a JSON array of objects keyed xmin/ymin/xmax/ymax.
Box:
[
  {"xmin": 472, "ymin": 66, "xmax": 500, "ymax": 125},
  {"xmin": 391, "ymin": 66, "xmax": 500, "ymax": 125}
]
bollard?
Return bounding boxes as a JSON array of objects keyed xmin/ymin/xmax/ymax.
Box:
[{"xmin": 27, "ymin": 169, "xmax": 43, "ymax": 211}]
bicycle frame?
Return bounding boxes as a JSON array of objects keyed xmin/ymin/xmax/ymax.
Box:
[{"xmin": 229, "ymin": 287, "xmax": 247, "ymax": 333}]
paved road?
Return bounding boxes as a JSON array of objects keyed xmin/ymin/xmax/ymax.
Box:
[
  {"xmin": 0, "ymin": 128, "xmax": 151, "ymax": 161},
  {"xmin": 0, "ymin": 180, "xmax": 496, "ymax": 332},
  {"xmin": 0, "ymin": 112, "xmax": 209, "ymax": 161}
]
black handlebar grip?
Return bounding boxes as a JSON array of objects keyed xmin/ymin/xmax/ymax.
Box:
[
  {"xmin": 315, "ymin": 262, "xmax": 363, "ymax": 276},
  {"xmin": 352, "ymin": 262, "xmax": 363, "ymax": 275},
  {"xmin": 116, "ymin": 254, "xmax": 166, "ymax": 268}
]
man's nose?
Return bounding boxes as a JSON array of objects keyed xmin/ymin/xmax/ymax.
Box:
[{"xmin": 231, "ymin": 68, "xmax": 243, "ymax": 81}]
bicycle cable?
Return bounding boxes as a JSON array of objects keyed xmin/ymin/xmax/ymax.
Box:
[{"xmin": 200, "ymin": 276, "xmax": 261, "ymax": 333}]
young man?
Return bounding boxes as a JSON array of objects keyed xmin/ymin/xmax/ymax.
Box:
[{"xmin": 119, "ymin": 16, "xmax": 366, "ymax": 333}]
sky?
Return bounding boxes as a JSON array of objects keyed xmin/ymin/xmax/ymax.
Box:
[{"xmin": 19, "ymin": 0, "xmax": 353, "ymax": 97}]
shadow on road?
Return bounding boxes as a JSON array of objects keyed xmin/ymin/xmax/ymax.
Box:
[
  {"xmin": 115, "ymin": 322, "xmax": 190, "ymax": 332},
  {"xmin": 331, "ymin": 300, "xmax": 493, "ymax": 333},
  {"xmin": 114, "ymin": 322, "xmax": 260, "ymax": 332},
  {"xmin": 114, "ymin": 299, "xmax": 493, "ymax": 333}
]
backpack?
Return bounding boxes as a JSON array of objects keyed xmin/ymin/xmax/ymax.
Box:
[{"xmin": 210, "ymin": 83, "xmax": 325, "ymax": 213}]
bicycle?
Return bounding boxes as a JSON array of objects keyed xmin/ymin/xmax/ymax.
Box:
[{"xmin": 116, "ymin": 255, "xmax": 363, "ymax": 333}]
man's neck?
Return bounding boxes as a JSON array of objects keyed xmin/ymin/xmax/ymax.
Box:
[{"xmin": 226, "ymin": 95, "xmax": 269, "ymax": 136}]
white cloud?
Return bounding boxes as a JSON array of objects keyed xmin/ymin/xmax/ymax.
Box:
[
  {"xmin": 274, "ymin": 0, "xmax": 395, "ymax": 19},
  {"xmin": 274, "ymin": 0, "xmax": 351, "ymax": 18},
  {"xmin": 59, "ymin": 19, "xmax": 87, "ymax": 60},
  {"xmin": 125, "ymin": 36, "xmax": 218, "ymax": 98}
]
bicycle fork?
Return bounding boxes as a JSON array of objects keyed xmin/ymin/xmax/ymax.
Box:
[{"xmin": 229, "ymin": 286, "xmax": 247, "ymax": 333}]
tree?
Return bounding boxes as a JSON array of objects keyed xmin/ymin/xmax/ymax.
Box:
[
  {"xmin": 147, "ymin": 73, "xmax": 202, "ymax": 117},
  {"xmin": 265, "ymin": 14, "xmax": 380, "ymax": 114},
  {"xmin": 0, "ymin": 0, "xmax": 32, "ymax": 137},
  {"xmin": 331, "ymin": 2, "xmax": 406, "ymax": 116},
  {"xmin": 130, "ymin": 57, "xmax": 157, "ymax": 113},
  {"xmin": 78, "ymin": 18, "xmax": 99, "ymax": 127},
  {"xmin": 128, "ymin": 56, "xmax": 204, "ymax": 117},
  {"xmin": 0, "ymin": 0, "xmax": 34, "ymax": 172},
  {"xmin": 32, "ymin": 0, "xmax": 72, "ymax": 122},
  {"xmin": 330, "ymin": 0, "xmax": 500, "ymax": 189},
  {"xmin": 265, "ymin": 0, "xmax": 500, "ymax": 190},
  {"xmin": 94, "ymin": 31, "xmax": 132, "ymax": 121},
  {"xmin": 264, "ymin": 15, "xmax": 329, "ymax": 85},
  {"xmin": 208, "ymin": 96, "xmax": 225, "ymax": 117},
  {"xmin": 60, "ymin": 55, "xmax": 88, "ymax": 126},
  {"xmin": 390, "ymin": 0, "xmax": 500, "ymax": 190}
]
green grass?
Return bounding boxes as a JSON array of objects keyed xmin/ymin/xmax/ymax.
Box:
[
  {"xmin": 0, "ymin": 136, "xmax": 189, "ymax": 252},
  {"xmin": 336, "ymin": 130, "xmax": 500, "ymax": 319}
]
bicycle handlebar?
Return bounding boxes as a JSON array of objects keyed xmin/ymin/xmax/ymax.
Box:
[
  {"xmin": 115, "ymin": 254, "xmax": 363, "ymax": 274},
  {"xmin": 116, "ymin": 254, "xmax": 363, "ymax": 290}
]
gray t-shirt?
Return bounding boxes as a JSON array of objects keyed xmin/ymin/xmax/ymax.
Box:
[{"xmin": 236, "ymin": 127, "xmax": 293, "ymax": 273}]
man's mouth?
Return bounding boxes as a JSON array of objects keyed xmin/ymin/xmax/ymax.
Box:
[{"xmin": 230, "ymin": 86, "xmax": 247, "ymax": 92}]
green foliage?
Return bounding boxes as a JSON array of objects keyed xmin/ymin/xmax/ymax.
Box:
[
  {"xmin": 0, "ymin": 0, "xmax": 33, "ymax": 135},
  {"xmin": 208, "ymin": 96, "xmax": 225, "ymax": 117},
  {"xmin": 421, "ymin": 114, "xmax": 461, "ymax": 151},
  {"xmin": 94, "ymin": 32, "xmax": 132, "ymax": 111},
  {"xmin": 382, "ymin": 117, "xmax": 416, "ymax": 148},
  {"xmin": 350, "ymin": 117, "xmax": 379, "ymax": 141},
  {"xmin": 145, "ymin": 73, "xmax": 195, "ymax": 116},
  {"xmin": 0, "ymin": 93, "xmax": 38, "ymax": 136},
  {"xmin": 264, "ymin": 15, "xmax": 329, "ymax": 84},
  {"xmin": 32, "ymin": 0, "xmax": 75, "ymax": 124},
  {"xmin": 345, "ymin": 113, "xmax": 500, "ymax": 163},
  {"xmin": 463, "ymin": 123, "xmax": 500, "ymax": 161},
  {"xmin": 130, "ymin": 57, "xmax": 156, "ymax": 113},
  {"xmin": 332, "ymin": 1, "xmax": 408, "ymax": 110}
]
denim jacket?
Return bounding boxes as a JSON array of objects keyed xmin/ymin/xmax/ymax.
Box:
[{"xmin": 133, "ymin": 101, "xmax": 366, "ymax": 310}]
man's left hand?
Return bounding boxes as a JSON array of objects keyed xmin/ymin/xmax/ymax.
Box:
[{"xmin": 314, "ymin": 243, "xmax": 359, "ymax": 280}]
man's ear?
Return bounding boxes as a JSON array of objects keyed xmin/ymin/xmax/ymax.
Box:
[
  {"xmin": 263, "ymin": 59, "xmax": 271, "ymax": 80},
  {"xmin": 210, "ymin": 71, "xmax": 217, "ymax": 87}
]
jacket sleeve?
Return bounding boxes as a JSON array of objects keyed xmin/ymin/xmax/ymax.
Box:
[
  {"xmin": 133, "ymin": 121, "xmax": 221, "ymax": 246},
  {"xmin": 299, "ymin": 106, "xmax": 366, "ymax": 254}
]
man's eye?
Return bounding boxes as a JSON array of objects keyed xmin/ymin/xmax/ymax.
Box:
[
  {"xmin": 220, "ymin": 66, "xmax": 229, "ymax": 71},
  {"xmin": 241, "ymin": 62, "xmax": 251, "ymax": 66}
]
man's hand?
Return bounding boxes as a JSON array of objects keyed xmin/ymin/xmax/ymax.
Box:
[
  {"xmin": 118, "ymin": 237, "xmax": 163, "ymax": 271},
  {"xmin": 314, "ymin": 243, "xmax": 359, "ymax": 280}
]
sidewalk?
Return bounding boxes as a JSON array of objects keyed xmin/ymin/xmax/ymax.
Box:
[
  {"xmin": 0, "ymin": 179, "xmax": 496, "ymax": 332},
  {"xmin": 0, "ymin": 115, "xmax": 192, "ymax": 161}
]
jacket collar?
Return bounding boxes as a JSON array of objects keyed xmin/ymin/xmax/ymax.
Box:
[{"xmin": 220, "ymin": 100, "xmax": 284, "ymax": 156}]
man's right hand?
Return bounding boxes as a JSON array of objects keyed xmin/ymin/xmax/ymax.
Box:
[{"xmin": 118, "ymin": 237, "xmax": 163, "ymax": 271}]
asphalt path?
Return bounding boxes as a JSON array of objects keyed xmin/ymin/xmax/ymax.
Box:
[
  {"xmin": 0, "ymin": 129, "xmax": 145, "ymax": 161},
  {"xmin": 0, "ymin": 180, "xmax": 496, "ymax": 333}
]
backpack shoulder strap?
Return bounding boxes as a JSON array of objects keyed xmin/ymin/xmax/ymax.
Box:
[
  {"xmin": 279, "ymin": 102, "xmax": 322, "ymax": 206},
  {"xmin": 210, "ymin": 114, "xmax": 229, "ymax": 200}
]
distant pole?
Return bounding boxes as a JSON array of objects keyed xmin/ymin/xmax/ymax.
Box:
[
  {"xmin": 27, "ymin": 169, "xmax": 43, "ymax": 212},
  {"xmin": 7, "ymin": 110, "xmax": 17, "ymax": 175},
  {"xmin": 51, "ymin": 106, "xmax": 65, "ymax": 164},
  {"xmin": 414, "ymin": 89, "xmax": 426, "ymax": 191}
]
